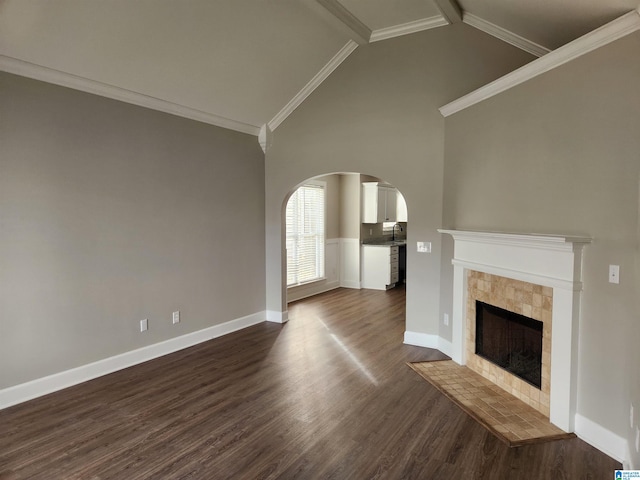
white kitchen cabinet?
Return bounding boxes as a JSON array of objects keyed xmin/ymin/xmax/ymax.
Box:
[
  {"xmin": 361, "ymin": 244, "xmax": 400, "ymax": 290},
  {"xmin": 362, "ymin": 182, "xmax": 398, "ymax": 223}
]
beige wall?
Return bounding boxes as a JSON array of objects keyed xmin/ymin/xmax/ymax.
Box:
[
  {"xmin": 265, "ymin": 24, "xmax": 533, "ymax": 331},
  {"xmin": 320, "ymin": 174, "xmax": 341, "ymax": 240},
  {"xmin": 339, "ymin": 173, "xmax": 361, "ymax": 239},
  {"xmin": 441, "ymin": 32, "xmax": 640, "ymax": 444},
  {"xmin": 0, "ymin": 72, "xmax": 266, "ymax": 388}
]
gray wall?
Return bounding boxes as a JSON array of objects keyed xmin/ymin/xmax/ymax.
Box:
[
  {"xmin": 265, "ymin": 23, "xmax": 534, "ymax": 331},
  {"xmin": 0, "ymin": 72, "xmax": 266, "ymax": 388},
  {"xmin": 441, "ymin": 32, "xmax": 640, "ymax": 447}
]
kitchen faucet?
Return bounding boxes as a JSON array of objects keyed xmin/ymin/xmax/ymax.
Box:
[{"xmin": 392, "ymin": 223, "xmax": 403, "ymax": 241}]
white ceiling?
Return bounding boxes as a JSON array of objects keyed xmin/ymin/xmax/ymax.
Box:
[{"xmin": 0, "ymin": 0, "xmax": 638, "ymax": 135}]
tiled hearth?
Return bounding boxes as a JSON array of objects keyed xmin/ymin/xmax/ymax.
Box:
[
  {"xmin": 439, "ymin": 229, "xmax": 590, "ymax": 432},
  {"xmin": 466, "ymin": 271, "xmax": 552, "ymax": 417}
]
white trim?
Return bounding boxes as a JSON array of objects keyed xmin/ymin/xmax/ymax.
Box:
[
  {"xmin": 315, "ymin": 0, "xmax": 371, "ymax": 44},
  {"xmin": 369, "ymin": 16, "xmax": 448, "ymax": 43},
  {"xmin": 287, "ymin": 281, "xmax": 340, "ymax": 303},
  {"xmin": 462, "ymin": 13, "xmax": 550, "ymax": 58},
  {"xmin": 258, "ymin": 124, "xmax": 273, "ymax": 153},
  {"xmin": 432, "ymin": 0, "xmax": 462, "ymax": 24},
  {"xmin": 440, "ymin": 229, "xmax": 590, "ymax": 433},
  {"xmin": 575, "ymin": 414, "xmax": 626, "ymax": 463},
  {"xmin": 0, "ymin": 311, "xmax": 265, "ymax": 410},
  {"xmin": 437, "ymin": 229, "xmax": 591, "ymax": 251},
  {"xmin": 438, "ymin": 337, "xmax": 453, "ymax": 357},
  {"xmin": 440, "ymin": 9, "xmax": 640, "ymax": 117},
  {"xmin": 266, "ymin": 310, "xmax": 289, "ymax": 323},
  {"xmin": 403, "ymin": 331, "xmax": 439, "ymax": 349},
  {"xmin": 340, "ymin": 280, "xmax": 361, "ymax": 289},
  {"xmin": 268, "ymin": 40, "xmax": 358, "ymax": 131},
  {"xmin": 0, "ymin": 55, "xmax": 261, "ymax": 136}
]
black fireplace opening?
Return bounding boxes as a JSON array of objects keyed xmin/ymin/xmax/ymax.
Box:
[{"xmin": 475, "ymin": 300, "xmax": 543, "ymax": 389}]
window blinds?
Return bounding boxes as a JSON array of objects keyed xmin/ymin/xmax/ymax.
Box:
[{"xmin": 286, "ymin": 183, "xmax": 325, "ymax": 287}]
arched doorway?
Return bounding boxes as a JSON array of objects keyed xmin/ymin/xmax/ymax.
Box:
[{"xmin": 281, "ymin": 172, "xmax": 408, "ymax": 311}]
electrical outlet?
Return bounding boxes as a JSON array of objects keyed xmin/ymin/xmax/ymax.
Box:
[
  {"xmin": 609, "ymin": 264, "xmax": 620, "ymax": 284},
  {"xmin": 443, "ymin": 313, "xmax": 449, "ymax": 326},
  {"xmin": 140, "ymin": 319, "xmax": 148, "ymax": 332},
  {"xmin": 172, "ymin": 311, "xmax": 180, "ymax": 324}
]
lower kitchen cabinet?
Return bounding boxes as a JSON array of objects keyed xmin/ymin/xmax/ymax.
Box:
[{"xmin": 361, "ymin": 244, "xmax": 399, "ymax": 290}]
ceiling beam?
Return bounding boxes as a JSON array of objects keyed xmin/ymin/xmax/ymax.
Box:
[
  {"xmin": 314, "ymin": 0, "xmax": 371, "ymax": 45},
  {"xmin": 432, "ymin": 0, "xmax": 462, "ymax": 24}
]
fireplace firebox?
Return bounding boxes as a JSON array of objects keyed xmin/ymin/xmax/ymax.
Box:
[{"xmin": 475, "ymin": 301, "xmax": 543, "ymax": 389}]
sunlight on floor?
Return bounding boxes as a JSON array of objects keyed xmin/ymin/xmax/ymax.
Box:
[{"xmin": 315, "ymin": 316, "xmax": 378, "ymax": 386}]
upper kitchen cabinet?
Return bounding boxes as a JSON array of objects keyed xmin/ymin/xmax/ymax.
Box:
[{"xmin": 362, "ymin": 182, "xmax": 406, "ymax": 223}]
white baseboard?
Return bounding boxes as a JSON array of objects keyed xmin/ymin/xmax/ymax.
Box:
[
  {"xmin": 0, "ymin": 311, "xmax": 266, "ymax": 410},
  {"xmin": 403, "ymin": 331, "xmax": 439, "ymax": 349},
  {"xmin": 438, "ymin": 337, "xmax": 453, "ymax": 357},
  {"xmin": 287, "ymin": 281, "xmax": 340, "ymax": 303},
  {"xmin": 266, "ymin": 310, "xmax": 289, "ymax": 323},
  {"xmin": 575, "ymin": 413, "xmax": 626, "ymax": 463}
]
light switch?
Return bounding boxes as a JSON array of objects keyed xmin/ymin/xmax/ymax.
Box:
[
  {"xmin": 609, "ymin": 265, "xmax": 620, "ymax": 284},
  {"xmin": 417, "ymin": 241, "xmax": 431, "ymax": 253}
]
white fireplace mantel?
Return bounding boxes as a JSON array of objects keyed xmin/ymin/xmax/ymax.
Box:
[{"xmin": 438, "ymin": 229, "xmax": 591, "ymax": 432}]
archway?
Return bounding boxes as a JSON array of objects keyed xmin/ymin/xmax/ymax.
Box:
[{"xmin": 280, "ymin": 172, "xmax": 409, "ymax": 314}]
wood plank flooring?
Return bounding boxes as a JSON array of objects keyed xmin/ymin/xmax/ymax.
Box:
[{"xmin": 0, "ymin": 287, "xmax": 621, "ymax": 479}]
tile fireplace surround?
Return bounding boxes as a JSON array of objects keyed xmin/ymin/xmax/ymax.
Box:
[
  {"xmin": 439, "ymin": 230, "xmax": 591, "ymax": 432},
  {"xmin": 466, "ymin": 271, "xmax": 552, "ymax": 417}
]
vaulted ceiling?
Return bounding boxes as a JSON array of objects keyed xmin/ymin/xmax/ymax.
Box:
[{"xmin": 0, "ymin": 0, "xmax": 637, "ymax": 135}]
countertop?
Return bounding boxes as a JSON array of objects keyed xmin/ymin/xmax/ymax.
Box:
[{"xmin": 362, "ymin": 240, "xmax": 407, "ymax": 247}]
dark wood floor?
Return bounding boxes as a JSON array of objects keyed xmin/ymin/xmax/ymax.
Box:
[{"xmin": 1, "ymin": 287, "xmax": 620, "ymax": 479}]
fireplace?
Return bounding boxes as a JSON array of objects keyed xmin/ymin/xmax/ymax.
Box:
[
  {"xmin": 465, "ymin": 271, "xmax": 551, "ymax": 416},
  {"xmin": 475, "ymin": 300, "xmax": 543, "ymax": 389},
  {"xmin": 438, "ymin": 229, "xmax": 590, "ymax": 432}
]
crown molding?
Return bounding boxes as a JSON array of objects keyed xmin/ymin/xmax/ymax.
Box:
[
  {"xmin": 0, "ymin": 55, "xmax": 261, "ymax": 136},
  {"xmin": 258, "ymin": 124, "xmax": 273, "ymax": 154},
  {"xmin": 316, "ymin": 0, "xmax": 371, "ymax": 44},
  {"xmin": 369, "ymin": 16, "xmax": 449, "ymax": 43},
  {"xmin": 463, "ymin": 12, "xmax": 550, "ymax": 57},
  {"xmin": 268, "ymin": 40, "xmax": 358, "ymax": 131},
  {"xmin": 433, "ymin": 0, "xmax": 462, "ymax": 24},
  {"xmin": 440, "ymin": 9, "xmax": 640, "ymax": 117}
]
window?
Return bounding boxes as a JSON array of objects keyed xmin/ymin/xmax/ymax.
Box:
[{"xmin": 286, "ymin": 182, "xmax": 325, "ymax": 287}]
